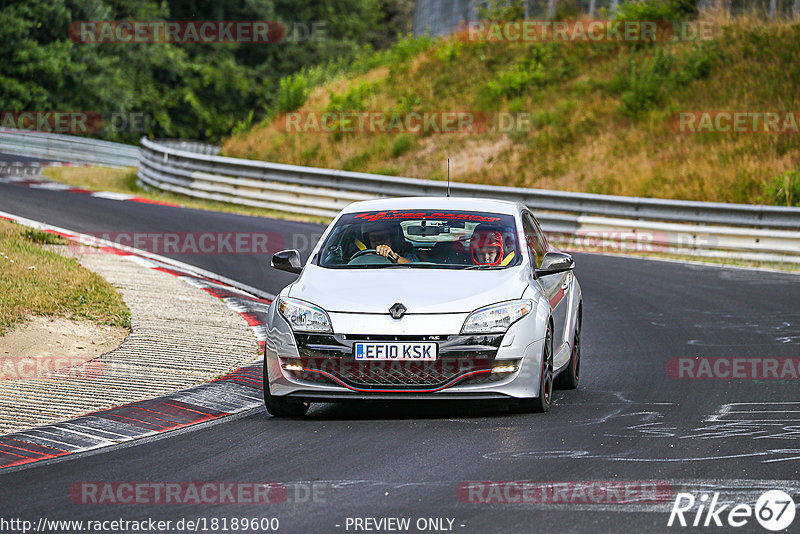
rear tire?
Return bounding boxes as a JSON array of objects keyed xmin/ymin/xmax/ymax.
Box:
[
  {"xmin": 555, "ymin": 307, "xmax": 581, "ymax": 390},
  {"xmin": 263, "ymin": 361, "xmax": 310, "ymax": 417},
  {"xmin": 512, "ymin": 324, "xmax": 553, "ymax": 413}
]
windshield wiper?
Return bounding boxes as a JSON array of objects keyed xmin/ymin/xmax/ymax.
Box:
[
  {"xmin": 326, "ymin": 263, "xmax": 472, "ymax": 269},
  {"xmin": 375, "ymin": 263, "xmax": 453, "ymax": 269},
  {"xmin": 344, "ymin": 263, "xmax": 465, "ymax": 269},
  {"xmin": 462, "ymin": 265, "xmax": 505, "ymax": 270}
]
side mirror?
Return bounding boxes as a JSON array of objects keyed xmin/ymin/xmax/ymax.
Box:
[
  {"xmin": 271, "ymin": 249, "xmax": 302, "ymax": 275},
  {"xmin": 535, "ymin": 251, "xmax": 575, "ymax": 277}
]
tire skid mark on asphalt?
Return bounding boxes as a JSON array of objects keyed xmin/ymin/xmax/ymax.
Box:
[
  {"xmin": 0, "ymin": 211, "xmax": 273, "ymax": 471},
  {"xmin": 603, "ymin": 401, "xmax": 800, "ymax": 443},
  {"xmin": 186, "ymin": 478, "xmax": 800, "ymax": 514},
  {"xmin": 483, "ymin": 445, "xmax": 800, "ymax": 465},
  {"xmin": 476, "ymin": 395, "xmax": 800, "ymax": 465}
]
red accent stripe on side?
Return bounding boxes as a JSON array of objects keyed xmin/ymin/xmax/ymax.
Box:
[{"xmin": 549, "ymin": 288, "xmax": 565, "ymax": 308}]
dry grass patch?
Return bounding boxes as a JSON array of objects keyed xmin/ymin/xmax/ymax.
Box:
[
  {"xmin": 43, "ymin": 166, "xmax": 139, "ymax": 193},
  {"xmin": 0, "ymin": 219, "xmax": 130, "ymax": 336}
]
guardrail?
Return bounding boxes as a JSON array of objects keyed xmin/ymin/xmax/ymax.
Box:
[
  {"xmin": 138, "ymin": 137, "xmax": 800, "ymax": 264},
  {"xmin": 3, "ymin": 129, "xmax": 795, "ymax": 263},
  {"xmin": 0, "ymin": 128, "xmax": 138, "ymax": 168}
]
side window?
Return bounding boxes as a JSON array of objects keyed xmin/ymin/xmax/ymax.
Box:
[
  {"xmin": 522, "ymin": 212, "xmax": 547, "ymax": 268},
  {"xmin": 532, "ymin": 216, "xmax": 549, "ymax": 254}
]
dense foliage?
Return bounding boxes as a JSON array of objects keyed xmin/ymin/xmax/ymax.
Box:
[{"xmin": 0, "ymin": 0, "xmax": 413, "ymax": 142}]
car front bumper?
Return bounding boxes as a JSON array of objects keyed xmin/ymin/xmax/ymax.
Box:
[{"xmin": 264, "ymin": 302, "xmax": 549, "ymax": 401}]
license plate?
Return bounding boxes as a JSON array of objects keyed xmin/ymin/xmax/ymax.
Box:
[{"xmin": 354, "ymin": 342, "xmax": 438, "ymax": 361}]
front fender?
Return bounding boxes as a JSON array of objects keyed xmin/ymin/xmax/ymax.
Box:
[
  {"xmin": 565, "ymin": 275, "xmax": 582, "ymax": 343},
  {"xmin": 265, "ymin": 292, "xmax": 301, "ymax": 396}
]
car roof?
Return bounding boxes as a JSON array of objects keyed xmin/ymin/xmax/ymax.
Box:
[{"xmin": 340, "ymin": 196, "xmax": 522, "ymax": 215}]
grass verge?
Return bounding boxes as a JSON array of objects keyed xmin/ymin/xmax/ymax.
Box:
[{"xmin": 0, "ymin": 219, "xmax": 131, "ymax": 336}]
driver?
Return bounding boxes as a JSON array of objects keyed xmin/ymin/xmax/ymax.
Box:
[
  {"xmin": 360, "ymin": 222, "xmax": 417, "ymax": 264},
  {"xmin": 470, "ymin": 229, "xmax": 504, "ymax": 266}
]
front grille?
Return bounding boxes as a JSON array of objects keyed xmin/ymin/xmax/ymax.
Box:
[
  {"xmin": 289, "ymin": 334, "xmax": 503, "ymax": 390},
  {"xmin": 306, "ymin": 357, "xmax": 492, "ymax": 388}
]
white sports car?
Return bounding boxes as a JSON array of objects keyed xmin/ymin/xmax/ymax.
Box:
[{"xmin": 263, "ymin": 197, "xmax": 582, "ymax": 416}]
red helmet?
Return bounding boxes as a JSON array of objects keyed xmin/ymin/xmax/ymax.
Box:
[{"xmin": 470, "ymin": 230, "xmax": 504, "ymax": 266}]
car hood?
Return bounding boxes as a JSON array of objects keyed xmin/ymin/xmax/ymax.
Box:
[{"xmin": 288, "ymin": 264, "xmax": 529, "ymax": 314}]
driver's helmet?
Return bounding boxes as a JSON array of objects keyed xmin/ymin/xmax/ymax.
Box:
[{"xmin": 470, "ymin": 229, "xmax": 504, "ymax": 266}]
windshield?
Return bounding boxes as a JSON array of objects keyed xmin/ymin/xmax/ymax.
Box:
[{"xmin": 316, "ymin": 210, "xmax": 521, "ymax": 269}]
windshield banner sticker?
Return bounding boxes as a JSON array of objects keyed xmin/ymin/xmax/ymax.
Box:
[{"xmin": 354, "ymin": 211, "xmax": 501, "ymax": 223}]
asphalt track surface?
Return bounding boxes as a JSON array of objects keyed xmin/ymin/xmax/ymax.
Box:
[{"xmin": 1, "ymin": 181, "xmax": 799, "ymax": 533}]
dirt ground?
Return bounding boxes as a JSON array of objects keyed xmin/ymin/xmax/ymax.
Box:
[{"xmin": 0, "ymin": 316, "xmax": 128, "ymax": 380}]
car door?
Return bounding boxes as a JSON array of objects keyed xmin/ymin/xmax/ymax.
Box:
[{"xmin": 523, "ymin": 211, "xmax": 570, "ymax": 365}]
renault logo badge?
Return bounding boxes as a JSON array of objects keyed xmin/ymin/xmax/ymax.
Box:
[{"xmin": 389, "ymin": 303, "xmax": 407, "ymax": 319}]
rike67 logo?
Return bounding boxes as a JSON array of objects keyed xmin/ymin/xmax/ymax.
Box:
[{"xmin": 668, "ymin": 490, "xmax": 796, "ymax": 531}]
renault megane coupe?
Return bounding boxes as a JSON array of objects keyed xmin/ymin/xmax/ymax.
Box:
[{"xmin": 263, "ymin": 197, "xmax": 582, "ymax": 416}]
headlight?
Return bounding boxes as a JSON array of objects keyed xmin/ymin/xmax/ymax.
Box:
[
  {"xmin": 278, "ymin": 297, "xmax": 332, "ymax": 333},
  {"xmin": 461, "ymin": 300, "xmax": 534, "ymax": 334}
]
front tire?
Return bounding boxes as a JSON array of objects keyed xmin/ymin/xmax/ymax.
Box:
[
  {"xmin": 263, "ymin": 361, "xmax": 310, "ymax": 417},
  {"xmin": 512, "ymin": 323, "xmax": 553, "ymax": 413}
]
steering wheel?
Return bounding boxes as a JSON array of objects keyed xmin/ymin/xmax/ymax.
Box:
[{"xmin": 349, "ymin": 248, "xmax": 398, "ymax": 264}]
